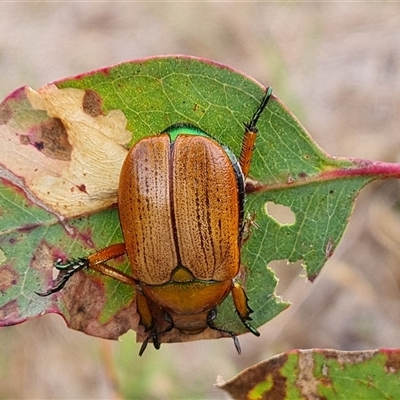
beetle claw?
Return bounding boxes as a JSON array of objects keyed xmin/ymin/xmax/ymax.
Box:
[
  {"xmin": 35, "ymin": 258, "xmax": 89, "ymax": 297},
  {"xmin": 206, "ymin": 309, "xmax": 242, "ymax": 354},
  {"xmin": 138, "ymin": 312, "xmax": 174, "ymax": 356},
  {"xmin": 139, "ymin": 337, "xmax": 150, "ymax": 356},
  {"xmin": 239, "ymin": 317, "xmax": 260, "ymax": 337},
  {"xmin": 138, "ymin": 331, "xmax": 162, "ymax": 356},
  {"xmin": 233, "ymin": 336, "xmax": 242, "ymax": 355},
  {"xmin": 245, "ymin": 86, "xmax": 273, "ymax": 133},
  {"xmin": 138, "ymin": 330, "xmax": 163, "ymax": 356}
]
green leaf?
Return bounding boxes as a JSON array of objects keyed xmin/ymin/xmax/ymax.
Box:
[
  {"xmin": 1, "ymin": 56, "xmax": 400, "ymax": 345},
  {"xmin": 219, "ymin": 349, "xmax": 400, "ymax": 399}
]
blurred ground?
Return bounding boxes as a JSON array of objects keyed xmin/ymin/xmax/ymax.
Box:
[{"xmin": 1, "ymin": 2, "xmax": 400, "ymax": 399}]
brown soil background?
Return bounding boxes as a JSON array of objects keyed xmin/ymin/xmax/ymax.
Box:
[{"xmin": 1, "ymin": 2, "xmax": 400, "ymax": 399}]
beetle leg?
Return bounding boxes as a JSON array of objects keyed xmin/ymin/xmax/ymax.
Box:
[
  {"xmin": 88, "ymin": 262, "xmax": 135, "ymax": 285},
  {"xmin": 232, "ymin": 282, "xmax": 260, "ymax": 337},
  {"xmin": 239, "ymin": 87, "xmax": 273, "ymax": 179},
  {"xmin": 139, "ymin": 319, "xmax": 175, "ymax": 356},
  {"xmin": 137, "ymin": 291, "xmax": 158, "ymax": 356},
  {"xmin": 87, "ymin": 243, "xmax": 135, "ymax": 284},
  {"xmin": 137, "ymin": 292, "xmax": 174, "ymax": 356},
  {"xmin": 36, "ymin": 243, "xmax": 130, "ymax": 296},
  {"xmin": 86, "ymin": 243, "xmax": 126, "ymax": 265},
  {"xmin": 140, "ymin": 312, "xmax": 174, "ymax": 356},
  {"xmin": 137, "ymin": 291, "xmax": 155, "ymax": 333},
  {"xmin": 35, "ymin": 257, "xmax": 89, "ymax": 296},
  {"xmin": 206, "ymin": 309, "xmax": 242, "ymax": 354},
  {"xmin": 139, "ymin": 330, "xmax": 156, "ymax": 357}
]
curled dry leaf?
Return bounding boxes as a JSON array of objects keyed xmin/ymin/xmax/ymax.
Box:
[
  {"xmin": 2, "ymin": 84, "xmax": 131, "ymax": 217},
  {"xmin": 219, "ymin": 349, "xmax": 400, "ymax": 399}
]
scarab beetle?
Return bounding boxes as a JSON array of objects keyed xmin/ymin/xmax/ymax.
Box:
[{"xmin": 38, "ymin": 87, "xmax": 273, "ymax": 355}]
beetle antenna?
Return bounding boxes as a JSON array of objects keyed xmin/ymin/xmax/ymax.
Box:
[
  {"xmin": 206, "ymin": 309, "xmax": 242, "ymax": 355},
  {"xmin": 35, "ymin": 258, "xmax": 89, "ymax": 296}
]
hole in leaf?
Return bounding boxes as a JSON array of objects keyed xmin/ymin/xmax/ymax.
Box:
[
  {"xmin": 265, "ymin": 202, "xmax": 296, "ymax": 225},
  {"xmin": 269, "ymin": 259, "xmax": 305, "ymax": 297}
]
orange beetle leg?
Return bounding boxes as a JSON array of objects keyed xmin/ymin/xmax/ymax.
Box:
[
  {"xmin": 89, "ymin": 262, "xmax": 135, "ymax": 286},
  {"xmin": 87, "ymin": 243, "xmax": 135, "ymax": 285},
  {"xmin": 137, "ymin": 291, "xmax": 174, "ymax": 356},
  {"xmin": 36, "ymin": 243, "xmax": 129, "ymax": 296},
  {"xmin": 87, "ymin": 243, "xmax": 127, "ymax": 265},
  {"xmin": 232, "ymin": 282, "xmax": 260, "ymax": 337},
  {"xmin": 136, "ymin": 291, "xmax": 154, "ymax": 332},
  {"xmin": 239, "ymin": 131, "xmax": 257, "ymax": 179},
  {"xmin": 239, "ymin": 87, "xmax": 273, "ymax": 179}
]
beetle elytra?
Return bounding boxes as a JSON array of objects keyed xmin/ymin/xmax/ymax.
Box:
[{"xmin": 37, "ymin": 87, "xmax": 273, "ymax": 355}]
